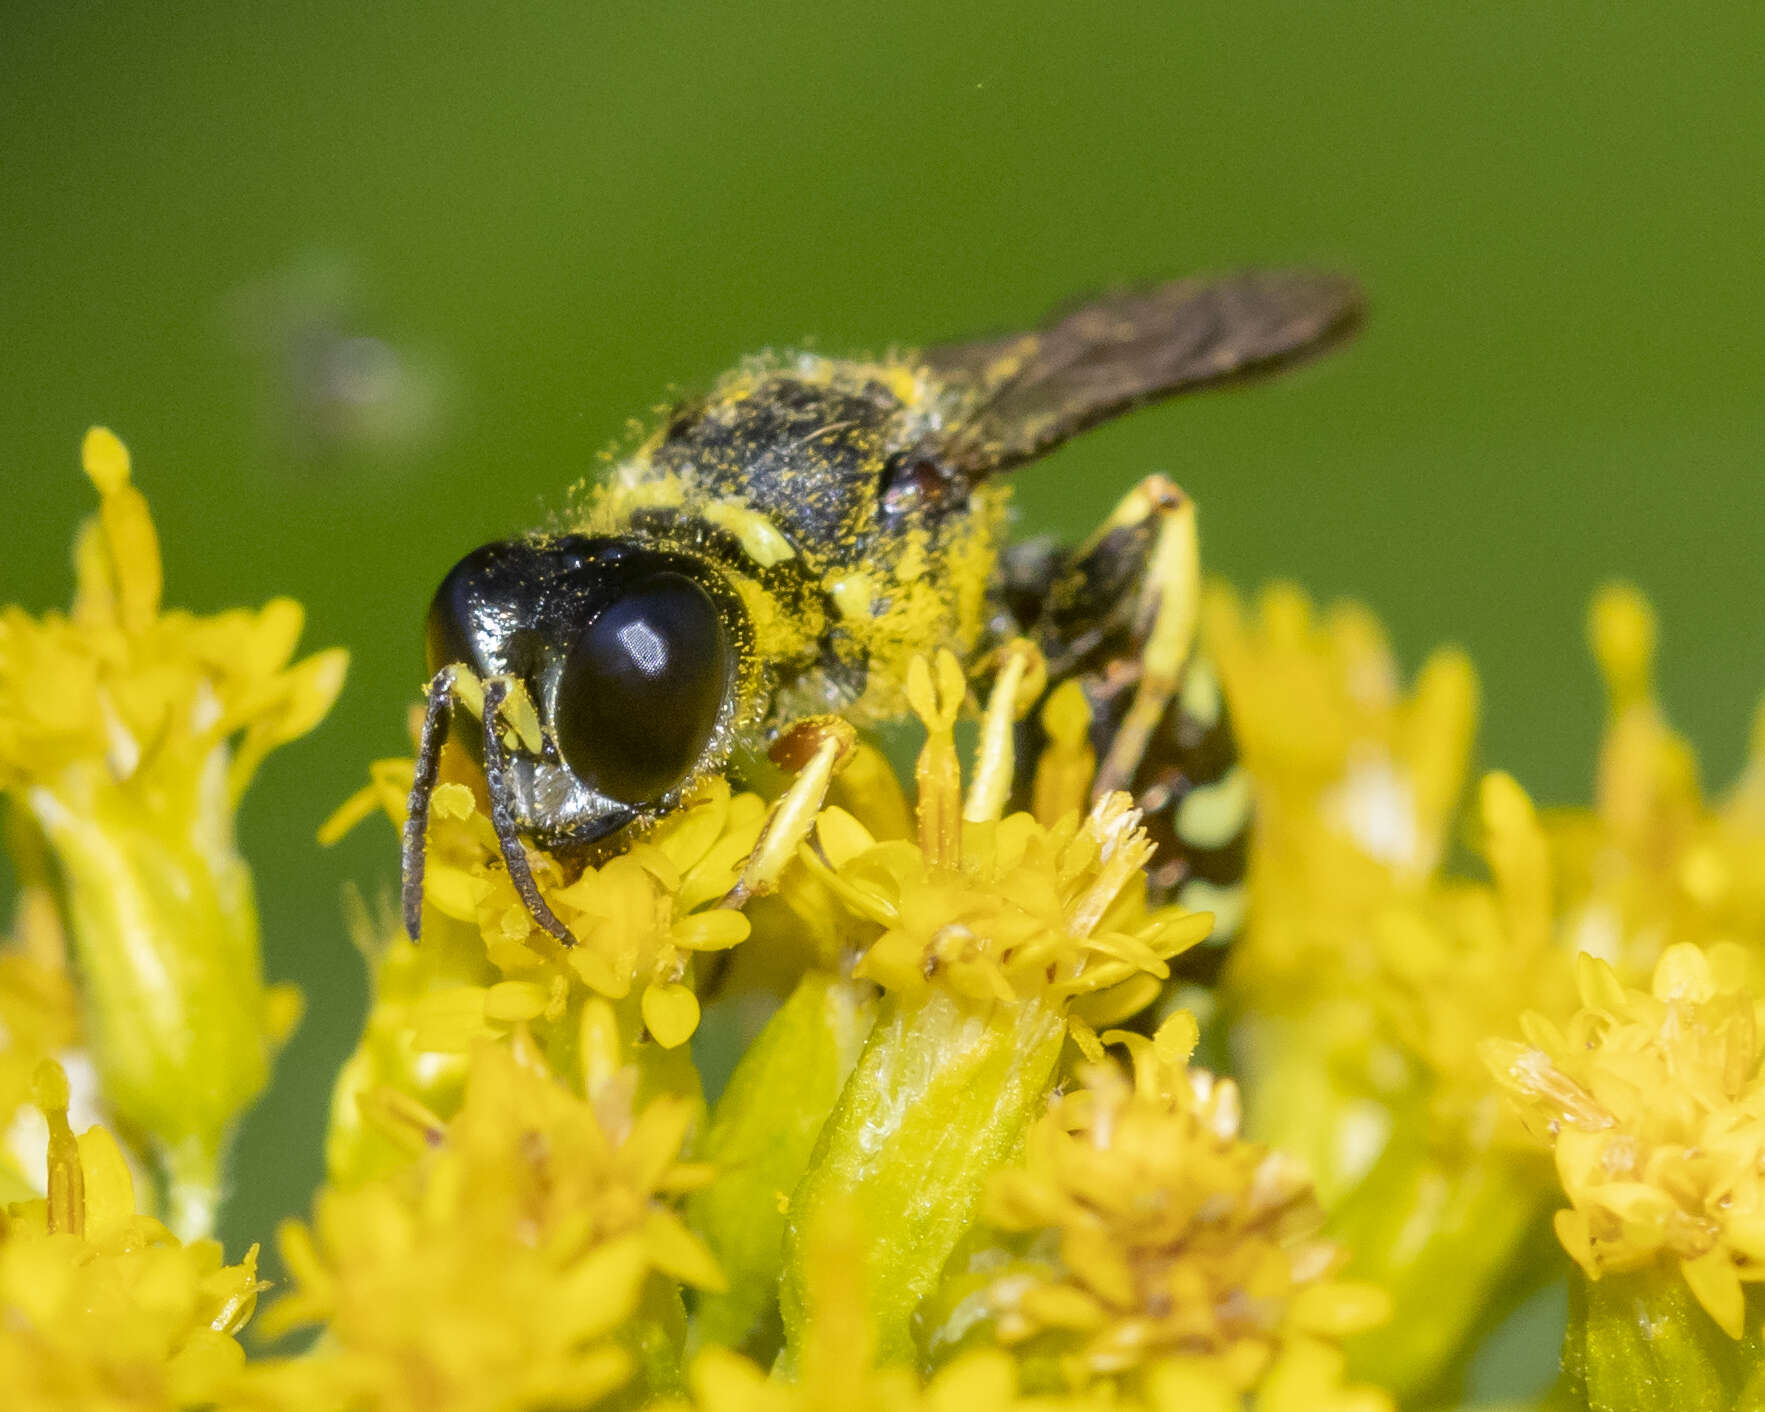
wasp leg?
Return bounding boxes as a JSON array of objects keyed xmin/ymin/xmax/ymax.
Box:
[
  {"xmin": 721, "ymin": 716, "xmax": 857, "ymax": 910},
  {"xmin": 1089, "ymin": 480, "xmax": 1200, "ymax": 799},
  {"xmin": 402, "ymin": 664, "xmax": 466, "ymax": 942},
  {"xmin": 1014, "ymin": 476, "xmax": 1250, "ymax": 976},
  {"xmin": 400, "ymin": 666, "xmax": 574, "ymax": 948},
  {"xmin": 479, "ymin": 678, "xmax": 576, "ymax": 948}
]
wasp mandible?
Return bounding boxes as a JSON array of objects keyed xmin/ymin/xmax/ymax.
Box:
[{"xmin": 404, "ymin": 272, "xmax": 1362, "ymax": 975}]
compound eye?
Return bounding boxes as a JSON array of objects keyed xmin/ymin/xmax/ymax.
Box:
[{"xmin": 554, "ymin": 572, "xmax": 732, "ymax": 805}]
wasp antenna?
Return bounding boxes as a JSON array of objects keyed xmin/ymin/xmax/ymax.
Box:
[
  {"xmin": 480, "ymin": 678, "xmax": 577, "ymax": 948},
  {"xmin": 401, "ymin": 666, "xmax": 459, "ymax": 942}
]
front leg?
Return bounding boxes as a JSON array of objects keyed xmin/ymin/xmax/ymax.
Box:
[
  {"xmin": 401, "ymin": 663, "xmax": 470, "ymax": 942},
  {"xmin": 401, "ymin": 665, "xmax": 575, "ymax": 947},
  {"xmin": 1010, "ymin": 476, "xmax": 1251, "ymax": 975}
]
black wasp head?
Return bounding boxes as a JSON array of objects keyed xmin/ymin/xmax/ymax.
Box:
[{"xmin": 423, "ymin": 533, "xmax": 746, "ymax": 851}]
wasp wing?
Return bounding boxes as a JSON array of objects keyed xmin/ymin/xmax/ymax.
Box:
[{"xmin": 915, "ymin": 270, "xmax": 1362, "ymax": 479}]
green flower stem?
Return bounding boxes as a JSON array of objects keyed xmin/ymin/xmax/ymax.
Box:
[
  {"xmin": 562, "ymin": 988, "xmax": 705, "ymax": 1118},
  {"xmin": 1330, "ymin": 1118, "xmax": 1547, "ymax": 1400},
  {"xmin": 779, "ymin": 988, "xmax": 1066, "ymax": 1368},
  {"xmin": 625, "ymin": 997, "xmax": 707, "ymax": 1118},
  {"xmin": 1234, "ymin": 1007, "xmax": 1377, "ymax": 1206},
  {"xmin": 29, "ymin": 750, "xmax": 274, "ymax": 1239},
  {"xmin": 688, "ymin": 970, "xmax": 876, "ymax": 1360},
  {"xmin": 1561, "ymin": 1268, "xmax": 1765, "ymax": 1412},
  {"xmin": 631, "ymin": 1272, "xmax": 691, "ymax": 1404}
]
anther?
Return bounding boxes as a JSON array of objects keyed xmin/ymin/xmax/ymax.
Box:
[{"xmin": 965, "ymin": 639, "xmax": 1047, "ymax": 825}]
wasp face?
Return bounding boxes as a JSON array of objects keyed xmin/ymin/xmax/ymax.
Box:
[{"xmin": 423, "ymin": 534, "xmax": 751, "ymax": 850}]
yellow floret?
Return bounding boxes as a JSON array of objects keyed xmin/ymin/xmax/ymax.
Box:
[
  {"xmin": 242, "ymin": 1038, "xmax": 721, "ymax": 1411},
  {"xmin": 0, "ymin": 430, "xmax": 337, "ymax": 1236},
  {"xmin": 1485, "ymin": 943, "xmax": 1765, "ymax": 1337},
  {"xmin": 0, "ymin": 1061, "xmax": 262, "ymax": 1411},
  {"xmin": 972, "ymin": 1017, "xmax": 1391, "ymax": 1398}
]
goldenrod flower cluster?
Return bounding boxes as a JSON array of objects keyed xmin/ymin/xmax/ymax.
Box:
[
  {"xmin": 1487, "ymin": 944, "xmax": 1765, "ymax": 1336},
  {"xmin": 235, "ymin": 1036, "xmax": 719, "ymax": 1411},
  {"xmin": 0, "ymin": 1061, "xmax": 261, "ymax": 1411},
  {"xmin": 323, "ymin": 761, "xmax": 763, "ymax": 1053},
  {"xmin": 967, "ymin": 1015, "xmax": 1390, "ymax": 1404},
  {"xmin": 811, "ymin": 653, "xmax": 1211, "ymax": 1015},
  {"xmin": 14, "ymin": 431, "xmax": 1765, "ymax": 1411},
  {"xmin": 321, "ymin": 761, "xmax": 764, "ymax": 1187},
  {"xmin": 0, "ymin": 430, "xmax": 332, "ymax": 1236}
]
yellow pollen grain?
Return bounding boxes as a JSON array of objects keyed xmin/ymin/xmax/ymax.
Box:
[
  {"xmin": 703, "ymin": 500, "xmax": 797, "ymax": 567},
  {"xmin": 828, "ymin": 572, "xmax": 876, "ymax": 622}
]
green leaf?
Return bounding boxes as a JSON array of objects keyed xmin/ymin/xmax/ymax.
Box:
[
  {"xmin": 779, "ymin": 990, "xmax": 1066, "ymax": 1367},
  {"xmin": 1566, "ymin": 1267, "xmax": 1765, "ymax": 1412},
  {"xmin": 687, "ymin": 971, "xmax": 876, "ymax": 1362}
]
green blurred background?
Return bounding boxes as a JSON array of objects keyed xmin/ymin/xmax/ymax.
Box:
[{"xmin": 3, "ymin": 1, "xmax": 1763, "ymax": 1301}]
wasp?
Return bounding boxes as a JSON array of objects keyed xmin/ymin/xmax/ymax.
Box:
[{"xmin": 403, "ymin": 272, "xmax": 1361, "ymax": 977}]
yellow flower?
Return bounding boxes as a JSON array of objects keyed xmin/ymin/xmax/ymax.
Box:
[
  {"xmin": 775, "ymin": 652, "xmax": 1215, "ymax": 1364},
  {"xmin": 1356, "ymin": 771, "xmax": 1575, "ymax": 1140},
  {"xmin": 805, "ymin": 652, "xmax": 1212, "ymax": 1016},
  {"xmin": 1547, "ymin": 584, "xmax": 1765, "ymax": 984},
  {"xmin": 1204, "ymin": 583, "xmax": 1562, "ymax": 1167},
  {"xmin": 1203, "ymin": 581, "xmax": 1478, "ymax": 1001},
  {"xmin": 0, "ymin": 871, "xmax": 81, "ymax": 1202},
  {"xmin": 971, "ymin": 1016, "xmax": 1390, "ymax": 1400},
  {"xmin": 243, "ymin": 1036, "xmax": 722, "ymax": 1411},
  {"xmin": 0, "ymin": 430, "xmax": 334, "ymax": 1235},
  {"xmin": 0, "ymin": 1061, "xmax": 262, "ymax": 1411},
  {"xmin": 1484, "ymin": 942, "xmax": 1765, "ymax": 1339},
  {"xmin": 668, "ymin": 1207, "xmax": 1114, "ymax": 1412},
  {"xmin": 324, "ymin": 754, "xmax": 765, "ymax": 1058},
  {"xmin": 1192, "ymin": 588, "xmax": 1571, "ymax": 1396},
  {"xmin": 319, "ymin": 760, "xmax": 769, "ymax": 1194}
]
